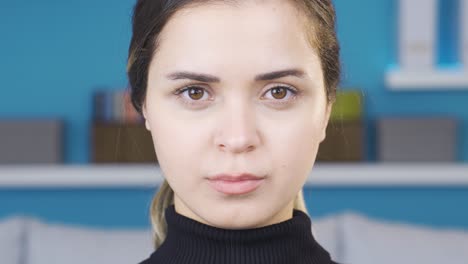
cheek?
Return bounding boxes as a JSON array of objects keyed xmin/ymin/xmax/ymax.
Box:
[
  {"xmin": 268, "ymin": 110, "xmax": 324, "ymax": 186},
  {"xmin": 259, "ymin": 113, "xmax": 323, "ymax": 210},
  {"xmin": 273, "ymin": 111, "xmax": 324, "ymax": 160},
  {"xmin": 147, "ymin": 109, "xmax": 208, "ymax": 182}
]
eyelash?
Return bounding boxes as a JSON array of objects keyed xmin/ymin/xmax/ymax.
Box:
[{"xmin": 173, "ymin": 85, "xmax": 301, "ymax": 107}]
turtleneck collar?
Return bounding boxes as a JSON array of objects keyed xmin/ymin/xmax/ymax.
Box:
[{"xmin": 142, "ymin": 204, "xmax": 336, "ymax": 264}]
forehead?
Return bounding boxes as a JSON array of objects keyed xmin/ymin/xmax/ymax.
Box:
[{"xmin": 152, "ymin": 1, "xmax": 321, "ymax": 77}]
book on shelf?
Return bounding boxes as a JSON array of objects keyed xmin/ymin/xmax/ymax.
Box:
[
  {"xmin": 330, "ymin": 89, "xmax": 362, "ymax": 122},
  {"xmin": 91, "ymin": 87, "xmax": 152, "ymax": 163},
  {"xmin": 123, "ymin": 90, "xmax": 141, "ymax": 124},
  {"xmin": 317, "ymin": 89, "xmax": 365, "ymax": 162},
  {"xmin": 92, "ymin": 88, "xmax": 143, "ymax": 124},
  {"xmin": 398, "ymin": 0, "xmax": 437, "ymax": 70},
  {"xmin": 462, "ymin": 0, "xmax": 468, "ymax": 67}
]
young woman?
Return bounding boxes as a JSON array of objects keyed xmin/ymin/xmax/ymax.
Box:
[{"xmin": 127, "ymin": 0, "xmax": 341, "ymax": 263}]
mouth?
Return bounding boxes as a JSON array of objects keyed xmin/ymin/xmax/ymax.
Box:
[{"xmin": 207, "ymin": 173, "xmax": 266, "ymax": 195}]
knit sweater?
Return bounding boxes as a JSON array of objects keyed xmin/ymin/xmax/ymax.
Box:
[{"xmin": 139, "ymin": 205, "xmax": 339, "ymax": 264}]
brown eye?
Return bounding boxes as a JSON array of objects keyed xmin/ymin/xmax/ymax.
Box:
[
  {"xmin": 270, "ymin": 87, "xmax": 287, "ymax": 99},
  {"xmin": 173, "ymin": 85, "xmax": 212, "ymax": 108},
  {"xmin": 187, "ymin": 87, "xmax": 204, "ymax": 100},
  {"xmin": 262, "ymin": 86, "xmax": 299, "ymax": 105}
]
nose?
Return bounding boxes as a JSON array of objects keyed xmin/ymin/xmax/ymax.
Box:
[{"xmin": 214, "ymin": 98, "xmax": 260, "ymax": 154}]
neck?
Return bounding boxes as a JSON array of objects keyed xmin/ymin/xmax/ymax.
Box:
[
  {"xmin": 173, "ymin": 198, "xmax": 295, "ymax": 228},
  {"xmin": 144, "ymin": 204, "xmax": 334, "ymax": 264}
]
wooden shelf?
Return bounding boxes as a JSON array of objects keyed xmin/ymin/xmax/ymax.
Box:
[{"xmin": 1, "ymin": 163, "xmax": 468, "ymax": 188}]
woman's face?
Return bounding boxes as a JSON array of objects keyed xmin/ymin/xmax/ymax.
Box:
[{"xmin": 143, "ymin": 0, "xmax": 332, "ymax": 229}]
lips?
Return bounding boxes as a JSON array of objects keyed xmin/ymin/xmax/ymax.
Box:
[
  {"xmin": 208, "ymin": 173, "xmax": 265, "ymax": 181},
  {"xmin": 207, "ymin": 173, "xmax": 265, "ymax": 195}
]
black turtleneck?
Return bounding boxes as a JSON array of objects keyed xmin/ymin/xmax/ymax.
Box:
[{"xmin": 139, "ymin": 205, "xmax": 339, "ymax": 264}]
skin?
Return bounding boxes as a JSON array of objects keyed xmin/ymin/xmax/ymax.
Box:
[{"xmin": 142, "ymin": 0, "xmax": 332, "ymax": 230}]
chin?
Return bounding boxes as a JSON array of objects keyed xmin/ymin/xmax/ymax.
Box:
[{"xmin": 202, "ymin": 204, "xmax": 271, "ymax": 230}]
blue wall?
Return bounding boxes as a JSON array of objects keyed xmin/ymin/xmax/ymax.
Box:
[
  {"xmin": 1, "ymin": 0, "xmax": 467, "ymax": 163},
  {"xmin": 1, "ymin": 186, "xmax": 468, "ymax": 230},
  {"xmin": 1, "ymin": 1, "xmax": 468, "ymax": 230},
  {"xmin": 0, "ymin": 0, "xmax": 133, "ymax": 163}
]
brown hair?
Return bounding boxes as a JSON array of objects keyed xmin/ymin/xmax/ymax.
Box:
[{"xmin": 127, "ymin": 0, "xmax": 341, "ymax": 249}]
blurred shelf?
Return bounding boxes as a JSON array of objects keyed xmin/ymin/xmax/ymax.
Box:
[
  {"xmin": 1, "ymin": 163, "xmax": 468, "ymax": 188},
  {"xmin": 385, "ymin": 68, "xmax": 468, "ymax": 90},
  {"xmin": 91, "ymin": 122, "xmax": 157, "ymax": 163}
]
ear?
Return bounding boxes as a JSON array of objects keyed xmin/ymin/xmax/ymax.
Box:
[
  {"xmin": 319, "ymin": 103, "xmax": 333, "ymax": 143},
  {"xmin": 142, "ymin": 102, "xmax": 151, "ymax": 131}
]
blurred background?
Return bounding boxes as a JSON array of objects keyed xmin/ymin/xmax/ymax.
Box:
[{"xmin": 1, "ymin": 0, "xmax": 468, "ymax": 263}]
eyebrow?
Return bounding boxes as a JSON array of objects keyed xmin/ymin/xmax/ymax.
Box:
[{"xmin": 166, "ymin": 69, "xmax": 306, "ymax": 83}]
